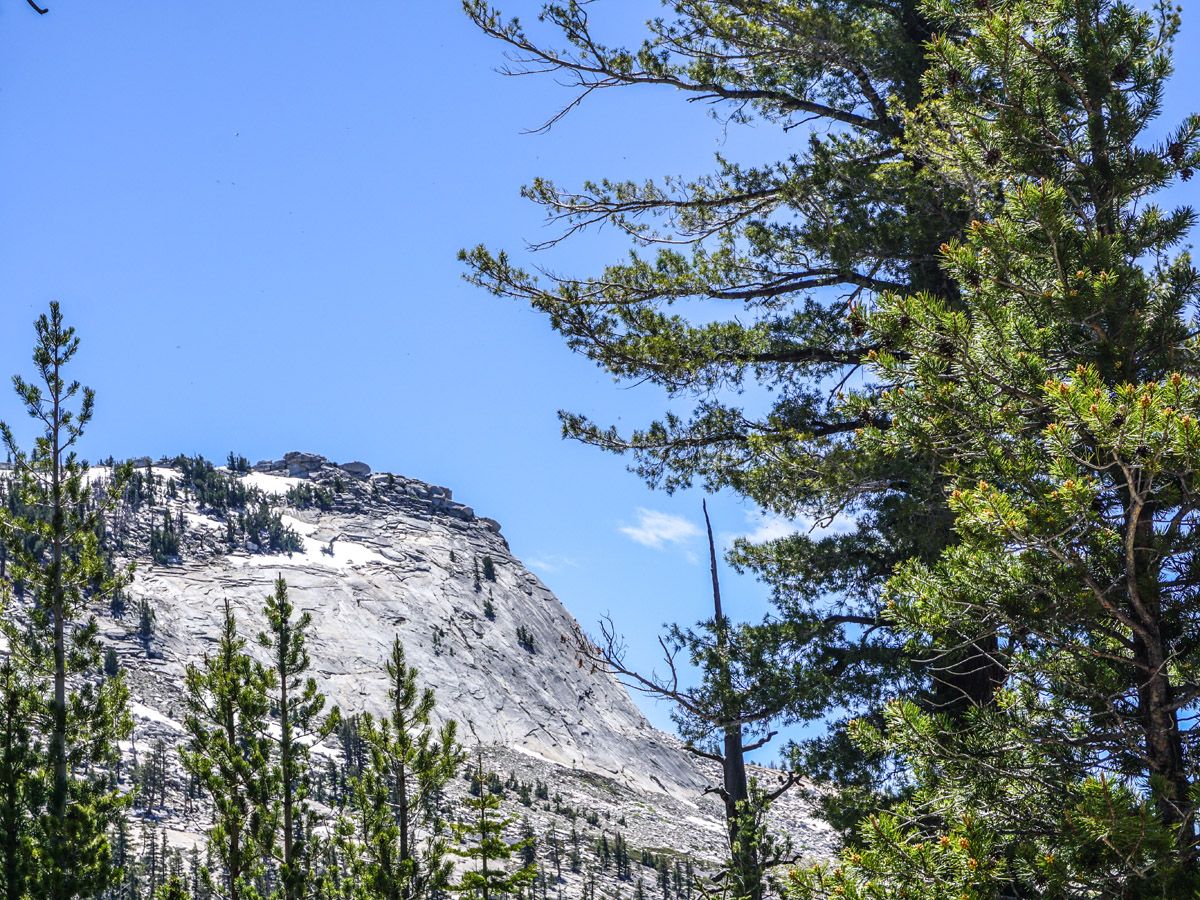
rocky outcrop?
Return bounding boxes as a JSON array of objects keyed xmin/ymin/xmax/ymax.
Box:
[
  {"xmin": 339, "ymin": 460, "xmax": 371, "ymax": 478},
  {"xmin": 99, "ymin": 453, "xmax": 834, "ymax": 883}
]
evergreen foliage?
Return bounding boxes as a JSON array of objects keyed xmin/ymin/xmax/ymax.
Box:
[
  {"xmin": 452, "ymin": 753, "xmax": 537, "ymax": 900},
  {"xmin": 0, "ymin": 660, "xmax": 38, "ymax": 899},
  {"xmin": 258, "ymin": 575, "xmax": 340, "ymax": 900},
  {"xmin": 181, "ymin": 598, "xmax": 273, "ymax": 900},
  {"xmin": 149, "ymin": 513, "xmax": 180, "ymax": 564},
  {"xmin": 514, "ymin": 627, "xmax": 535, "ymax": 654},
  {"xmin": 459, "ymin": 0, "xmax": 981, "ymax": 844},
  {"xmin": 466, "ymin": 0, "xmax": 1200, "ymax": 893},
  {"xmin": 0, "ymin": 302, "xmax": 134, "ymax": 899},
  {"xmin": 786, "ymin": 0, "xmax": 1200, "ymax": 891},
  {"xmin": 137, "ymin": 599, "xmax": 156, "ymax": 653},
  {"xmin": 348, "ymin": 637, "xmax": 462, "ymax": 900},
  {"xmin": 134, "ymin": 740, "xmax": 169, "ymax": 812},
  {"xmin": 236, "ymin": 501, "xmax": 302, "ymax": 555},
  {"xmin": 172, "ymin": 456, "xmax": 254, "ymax": 513},
  {"xmin": 160, "ymin": 455, "xmax": 301, "ymax": 555},
  {"xmin": 285, "ymin": 483, "xmax": 334, "ymax": 512}
]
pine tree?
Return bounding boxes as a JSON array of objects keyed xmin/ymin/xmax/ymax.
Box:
[
  {"xmin": 181, "ymin": 598, "xmax": 273, "ymax": 900},
  {"xmin": 613, "ymin": 834, "xmax": 630, "ymax": 882},
  {"xmin": 135, "ymin": 739, "xmax": 169, "ymax": 812},
  {"xmin": 313, "ymin": 813, "xmax": 367, "ymax": 900},
  {"xmin": 545, "ymin": 825, "xmax": 560, "ymax": 882},
  {"xmin": 150, "ymin": 511, "xmax": 180, "ymax": 563},
  {"xmin": 0, "ymin": 660, "xmax": 36, "ymax": 900},
  {"xmin": 109, "ymin": 814, "xmax": 137, "ymax": 900},
  {"xmin": 452, "ymin": 753, "xmax": 536, "ymax": 900},
  {"xmin": 519, "ymin": 820, "xmax": 537, "ymax": 869},
  {"xmin": 0, "ymin": 302, "xmax": 134, "ymax": 899},
  {"xmin": 138, "ymin": 598, "xmax": 156, "ymax": 654},
  {"xmin": 187, "ymin": 846, "xmax": 208, "ymax": 900},
  {"xmin": 350, "ymin": 637, "xmax": 462, "ymax": 900},
  {"xmin": 155, "ymin": 874, "xmax": 192, "ymax": 900},
  {"xmin": 786, "ymin": 0, "xmax": 1200, "ymax": 893},
  {"xmin": 258, "ymin": 575, "xmax": 339, "ymax": 900},
  {"xmin": 460, "ymin": 0, "xmax": 990, "ymax": 838},
  {"xmin": 576, "ymin": 504, "xmax": 790, "ymax": 900},
  {"xmin": 141, "ymin": 820, "xmax": 163, "ymax": 899}
]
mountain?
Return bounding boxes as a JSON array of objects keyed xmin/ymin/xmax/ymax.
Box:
[{"xmin": 99, "ymin": 451, "xmax": 835, "ymax": 891}]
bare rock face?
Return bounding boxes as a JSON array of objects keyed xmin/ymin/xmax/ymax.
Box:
[{"xmin": 102, "ymin": 453, "xmax": 835, "ymax": 882}]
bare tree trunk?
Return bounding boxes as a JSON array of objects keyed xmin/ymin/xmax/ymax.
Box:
[{"xmin": 702, "ymin": 502, "xmax": 760, "ymax": 900}]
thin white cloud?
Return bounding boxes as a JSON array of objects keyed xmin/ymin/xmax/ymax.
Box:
[
  {"xmin": 741, "ymin": 512, "xmax": 802, "ymax": 544},
  {"xmin": 729, "ymin": 509, "xmax": 858, "ymax": 548},
  {"xmin": 618, "ymin": 508, "xmax": 701, "ymax": 550},
  {"xmin": 527, "ymin": 555, "xmax": 578, "ymax": 574}
]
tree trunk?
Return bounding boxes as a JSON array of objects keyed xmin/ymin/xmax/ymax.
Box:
[
  {"xmin": 397, "ymin": 754, "xmax": 410, "ymax": 894},
  {"xmin": 223, "ymin": 657, "xmax": 242, "ymax": 900},
  {"xmin": 280, "ymin": 638, "xmax": 295, "ymax": 900},
  {"xmin": 702, "ymin": 502, "xmax": 762, "ymax": 900},
  {"xmin": 48, "ymin": 359, "xmax": 68, "ymax": 900},
  {"xmin": 2, "ymin": 665, "xmax": 21, "ymax": 900},
  {"xmin": 1130, "ymin": 504, "xmax": 1195, "ymax": 858}
]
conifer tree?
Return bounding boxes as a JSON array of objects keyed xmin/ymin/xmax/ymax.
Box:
[
  {"xmin": 0, "ymin": 660, "xmax": 36, "ymax": 900},
  {"xmin": 452, "ymin": 753, "xmax": 536, "ymax": 900},
  {"xmin": 462, "ymin": 5, "xmax": 1200, "ymax": 879},
  {"xmin": 0, "ymin": 302, "xmax": 133, "ymax": 898},
  {"xmin": 187, "ymin": 846, "xmax": 208, "ymax": 900},
  {"xmin": 141, "ymin": 820, "xmax": 164, "ymax": 899},
  {"xmin": 137, "ymin": 599, "xmax": 156, "ymax": 654},
  {"xmin": 108, "ymin": 814, "xmax": 137, "ymax": 900},
  {"xmin": 314, "ymin": 814, "xmax": 367, "ymax": 900},
  {"xmin": 135, "ymin": 739, "xmax": 169, "ymax": 812},
  {"xmin": 258, "ymin": 574, "xmax": 340, "ymax": 900},
  {"xmin": 460, "ymin": 0, "xmax": 985, "ymax": 831},
  {"xmin": 182, "ymin": 598, "xmax": 273, "ymax": 900},
  {"xmin": 783, "ymin": 0, "xmax": 1200, "ymax": 893},
  {"xmin": 350, "ymin": 637, "xmax": 462, "ymax": 900},
  {"xmin": 155, "ymin": 874, "xmax": 192, "ymax": 900},
  {"xmin": 578, "ymin": 503, "xmax": 791, "ymax": 900}
]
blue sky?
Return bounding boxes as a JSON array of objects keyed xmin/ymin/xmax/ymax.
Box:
[{"xmin": 1, "ymin": 1, "xmax": 1198, "ymax": 743}]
